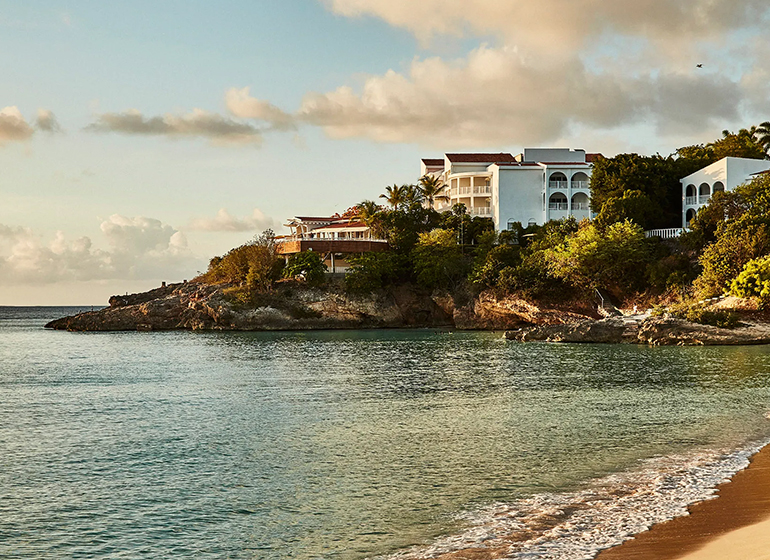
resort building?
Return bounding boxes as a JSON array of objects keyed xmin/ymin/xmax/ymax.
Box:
[
  {"xmin": 275, "ymin": 215, "xmax": 388, "ymax": 273},
  {"xmin": 681, "ymin": 157, "xmax": 770, "ymax": 229},
  {"xmin": 420, "ymin": 148, "xmax": 600, "ymax": 231}
]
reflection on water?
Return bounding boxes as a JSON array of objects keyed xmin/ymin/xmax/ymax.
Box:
[{"xmin": 2, "ymin": 309, "xmax": 770, "ymax": 559}]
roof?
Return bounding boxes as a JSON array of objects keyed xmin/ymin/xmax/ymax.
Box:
[
  {"xmin": 585, "ymin": 153, "xmax": 604, "ymax": 163},
  {"xmin": 538, "ymin": 162, "xmax": 592, "ymax": 166},
  {"xmin": 446, "ymin": 152, "xmax": 516, "ymax": 163},
  {"xmin": 290, "ymin": 216, "xmax": 337, "ymax": 222},
  {"xmin": 421, "ymin": 158, "xmax": 444, "ymax": 166}
]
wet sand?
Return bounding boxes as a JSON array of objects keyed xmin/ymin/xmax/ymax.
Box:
[{"xmin": 596, "ymin": 443, "xmax": 770, "ymax": 560}]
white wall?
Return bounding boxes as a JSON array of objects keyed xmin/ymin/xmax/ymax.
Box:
[
  {"xmin": 493, "ymin": 166, "xmax": 545, "ymax": 230},
  {"xmin": 522, "ymin": 148, "xmax": 586, "ymax": 163}
]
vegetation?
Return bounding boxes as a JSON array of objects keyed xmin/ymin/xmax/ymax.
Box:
[{"xmin": 198, "ymin": 122, "xmax": 770, "ymax": 322}]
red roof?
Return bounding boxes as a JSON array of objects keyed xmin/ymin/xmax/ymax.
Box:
[
  {"xmin": 421, "ymin": 158, "xmax": 444, "ymax": 166},
  {"xmin": 292, "ymin": 216, "xmax": 337, "ymax": 222},
  {"xmin": 585, "ymin": 153, "xmax": 604, "ymax": 163},
  {"xmin": 446, "ymin": 152, "xmax": 516, "ymax": 163}
]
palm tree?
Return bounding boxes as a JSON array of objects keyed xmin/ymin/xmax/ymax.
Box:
[
  {"xmin": 401, "ymin": 183, "xmax": 425, "ymax": 207},
  {"xmin": 379, "ymin": 184, "xmax": 406, "ymax": 209},
  {"xmin": 418, "ymin": 174, "xmax": 449, "ymax": 208},
  {"xmin": 754, "ymin": 121, "xmax": 770, "ymax": 155},
  {"xmin": 356, "ymin": 200, "xmax": 385, "ymax": 238}
]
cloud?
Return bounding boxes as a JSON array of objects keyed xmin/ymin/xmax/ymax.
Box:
[
  {"xmin": 0, "ymin": 215, "xmax": 200, "ymax": 285},
  {"xmin": 187, "ymin": 208, "xmax": 275, "ymax": 233},
  {"xmin": 87, "ymin": 108, "xmax": 263, "ymax": 145},
  {"xmin": 225, "ymin": 87, "xmax": 296, "ymax": 131},
  {"xmin": 36, "ymin": 109, "xmax": 61, "ymax": 132},
  {"xmin": 0, "ymin": 106, "xmax": 35, "ymax": 145},
  {"xmin": 323, "ymin": 0, "xmax": 770, "ymax": 54},
  {"xmin": 227, "ymin": 45, "xmax": 746, "ymax": 147}
]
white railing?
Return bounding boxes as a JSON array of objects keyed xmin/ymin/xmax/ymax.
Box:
[
  {"xmin": 277, "ymin": 234, "xmax": 389, "ymax": 243},
  {"xmin": 698, "ymin": 195, "xmax": 710, "ymax": 204},
  {"xmin": 549, "ymin": 181, "xmax": 567, "ymax": 189},
  {"xmin": 470, "ymin": 207, "xmax": 492, "ymax": 216},
  {"xmin": 571, "ymin": 180, "xmax": 589, "ymax": 189},
  {"xmin": 685, "ymin": 196, "xmax": 698, "ymax": 206},
  {"xmin": 549, "ymin": 202, "xmax": 568, "ymax": 210},
  {"xmin": 572, "ymin": 203, "xmax": 590, "ymax": 210},
  {"xmin": 473, "ymin": 185, "xmax": 491, "ymax": 194},
  {"xmin": 644, "ymin": 228, "xmax": 683, "ymax": 239}
]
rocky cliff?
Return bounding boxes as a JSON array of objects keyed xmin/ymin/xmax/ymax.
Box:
[{"xmin": 44, "ymin": 281, "xmax": 600, "ymax": 332}]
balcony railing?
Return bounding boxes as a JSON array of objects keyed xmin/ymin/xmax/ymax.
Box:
[
  {"xmin": 645, "ymin": 228, "xmax": 683, "ymax": 240},
  {"xmin": 470, "ymin": 207, "xmax": 492, "ymax": 216},
  {"xmin": 571, "ymin": 180, "xmax": 589, "ymax": 189},
  {"xmin": 549, "ymin": 180, "xmax": 568, "ymax": 189},
  {"xmin": 549, "ymin": 202, "xmax": 568, "ymax": 211},
  {"xmin": 698, "ymin": 194, "xmax": 710, "ymax": 204},
  {"xmin": 277, "ymin": 234, "xmax": 388, "ymax": 243},
  {"xmin": 685, "ymin": 196, "xmax": 698, "ymax": 206},
  {"xmin": 572, "ymin": 202, "xmax": 590, "ymax": 210},
  {"xmin": 473, "ymin": 185, "xmax": 491, "ymax": 194}
]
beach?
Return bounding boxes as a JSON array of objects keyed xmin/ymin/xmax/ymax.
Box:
[{"xmin": 597, "ymin": 443, "xmax": 770, "ymax": 560}]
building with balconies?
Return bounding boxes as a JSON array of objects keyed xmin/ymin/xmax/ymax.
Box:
[
  {"xmin": 276, "ymin": 215, "xmax": 388, "ymax": 273},
  {"xmin": 420, "ymin": 148, "xmax": 600, "ymax": 230},
  {"xmin": 681, "ymin": 157, "xmax": 770, "ymax": 229}
]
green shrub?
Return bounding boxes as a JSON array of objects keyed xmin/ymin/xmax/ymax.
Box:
[
  {"xmin": 345, "ymin": 252, "xmax": 406, "ymax": 293},
  {"xmin": 282, "ymin": 251, "xmax": 327, "ymax": 286},
  {"xmin": 669, "ymin": 302, "xmax": 739, "ymax": 329},
  {"xmin": 730, "ymin": 255, "xmax": 770, "ymax": 305}
]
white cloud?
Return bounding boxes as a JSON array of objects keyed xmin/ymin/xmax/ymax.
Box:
[
  {"xmin": 0, "ymin": 215, "xmax": 200, "ymax": 285},
  {"xmin": 0, "ymin": 106, "xmax": 35, "ymax": 145},
  {"xmin": 87, "ymin": 108, "xmax": 264, "ymax": 145},
  {"xmin": 187, "ymin": 208, "xmax": 275, "ymax": 233},
  {"xmin": 225, "ymin": 87, "xmax": 296, "ymax": 131}
]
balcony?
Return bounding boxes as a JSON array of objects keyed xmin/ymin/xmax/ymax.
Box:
[
  {"xmin": 685, "ymin": 196, "xmax": 698, "ymax": 206},
  {"xmin": 549, "ymin": 202, "xmax": 568, "ymax": 211},
  {"xmin": 275, "ymin": 235, "xmax": 389, "ymax": 255},
  {"xmin": 470, "ymin": 207, "xmax": 492, "ymax": 216},
  {"xmin": 549, "ymin": 180, "xmax": 568, "ymax": 190},
  {"xmin": 473, "ymin": 185, "xmax": 491, "ymax": 194},
  {"xmin": 571, "ymin": 180, "xmax": 589, "ymax": 189},
  {"xmin": 572, "ymin": 202, "xmax": 590, "ymax": 210},
  {"xmin": 699, "ymin": 194, "xmax": 710, "ymax": 204}
]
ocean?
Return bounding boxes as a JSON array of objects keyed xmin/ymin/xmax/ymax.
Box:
[{"xmin": 2, "ymin": 306, "xmax": 770, "ymax": 559}]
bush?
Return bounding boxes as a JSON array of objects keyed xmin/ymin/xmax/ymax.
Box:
[
  {"xmin": 199, "ymin": 229, "xmax": 282, "ymax": 291},
  {"xmin": 730, "ymin": 255, "xmax": 770, "ymax": 305},
  {"xmin": 669, "ymin": 302, "xmax": 739, "ymax": 329},
  {"xmin": 345, "ymin": 252, "xmax": 407, "ymax": 293},
  {"xmin": 412, "ymin": 229, "xmax": 469, "ymax": 290},
  {"xmin": 282, "ymin": 251, "xmax": 327, "ymax": 286}
]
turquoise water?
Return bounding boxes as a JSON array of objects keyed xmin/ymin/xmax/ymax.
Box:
[{"xmin": 2, "ymin": 307, "xmax": 770, "ymax": 559}]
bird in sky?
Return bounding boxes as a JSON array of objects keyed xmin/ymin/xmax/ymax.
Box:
[{"xmin": 696, "ymin": 64, "xmax": 703, "ymax": 68}]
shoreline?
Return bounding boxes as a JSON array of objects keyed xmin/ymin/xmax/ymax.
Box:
[{"xmin": 595, "ymin": 442, "xmax": 770, "ymax": 560}]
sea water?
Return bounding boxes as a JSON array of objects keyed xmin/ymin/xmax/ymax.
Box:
[{"xmin": 2, "ymin": 306, "xmax": 770, "ymax": 559}]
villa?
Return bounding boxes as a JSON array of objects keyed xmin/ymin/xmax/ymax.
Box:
[
  {"xmin": 421, "ymin": 148, "xmax": 601, "ymax": 231},
  {"xmin": 681, "ymin": 157, "xmax": 770, "ymax": 229},
  {"xmin": 275, "ymin": 215, "xmax": 388, "ymax": 273}
]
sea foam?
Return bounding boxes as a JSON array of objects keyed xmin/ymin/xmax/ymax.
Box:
[{"xmin": 380, "ymin": 437, "xmax": 770, "ymax": 560}]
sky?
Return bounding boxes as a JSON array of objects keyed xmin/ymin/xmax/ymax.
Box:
[{"xmin": 2, "ymin": 0, "xmax": 769, "ymax": 305}]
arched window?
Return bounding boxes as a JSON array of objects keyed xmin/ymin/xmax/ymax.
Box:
[
  {"xmin": 713, "ymin": 181, "xmax": 725, "ymax": 193},
  {"xmin": 528, "ymin": 219, "xmax": 537, "ymax": 228},
  {"xmin": 571, "ymin": 172, "xmax": 589, "ymax": 189},
  {"xmin": 571, "ymin": 192, "xmax": 589, "ymax": 211},
  {"xmin": 549, "ymin": 172, "xmax": 567, "ymax": 189},
  {"xmin": 549, "ymin": 192, "xmax": 568, "ymax": 211},
  {"xmin": 699, "ymin": 183, "xmax": 711, "ymax": 196},
  {"xmin": 685, "ymin": 184, "xmax": 696, "ymax": 197},
  {"xmin": 686, "ymin": 208, "xmax": 697, "ymax": 224},
  {"xmin": 507, "ymin": 220, "xmax": 516, "ymax": 230}
]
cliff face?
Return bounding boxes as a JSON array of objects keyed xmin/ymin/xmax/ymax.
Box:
[{"xmin": 44, "ymin": 281, "xmax": 599, "ymax": 332}]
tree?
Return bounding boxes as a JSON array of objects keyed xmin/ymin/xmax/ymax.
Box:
[
  {"xmin": 379, "ymin": 184, "xmax": 406, "ymax": 209},
  {"xmin": 730, "ymin": 255, "xmax": 770, "ymax": 305},
  {"xmin": 418, "ymin": 174, "xmax": 449, "ymax": 208},
  {"xmin": 544, "ymin": 220, "xmax": 652, "ymax": 296},
  {"xmin": 754, "ymin": 121, "xmax": 770, "ymax": 154},
  {"xmin": 282, "ymin": 251, "xmax": 327, "ymax": 285},
  {"xmin": 589, "ymin": 153, "xmax": 681, "ymax": 229},
  {"xmin": 355, "ymin": 200, "xmax": 386, "ymax": 238},
  {"xmin": 593, "ymin": 190, "xmax": 656, "ymax": 231},
  {"xmin": 412, "ymin": 229, "xmax": 469, "ymax": 289},
  {"xmin": 200, "ymin": 228, "xmax": 282, "ymax": 291},
  {"xmin": 711, "ymin": 128, "xmax": 767, "ymax": 160}
]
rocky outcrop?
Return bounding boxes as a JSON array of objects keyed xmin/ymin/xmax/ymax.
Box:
[
  {"xmin": 45, "ymin": 281, "xmax": 456, "ymax": 331},
  {"xmin": 504, "ymin": 316, "xmax": 770, "ymax": 346},
  {"xmin": 45, "ymin": 281, "xmax": 604, "ymax": 332}
]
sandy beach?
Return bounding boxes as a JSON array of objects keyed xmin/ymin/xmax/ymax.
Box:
[{"xmin": 596, "ymin": 443, "xmax": 770, "ymax": 560}]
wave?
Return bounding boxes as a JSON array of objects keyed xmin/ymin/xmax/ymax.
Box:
[{"xmin": 378, "ymin": 437, "xmax": 770, "ymax": 560}]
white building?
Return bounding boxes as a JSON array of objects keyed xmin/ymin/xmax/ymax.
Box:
[
  {"xmin": 420, "ymin": 148, "xmax": 600, "ymax": 231},
  {"xmin": 681, "ymin": 157, "xmax": 770, "ymax": 229}
]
